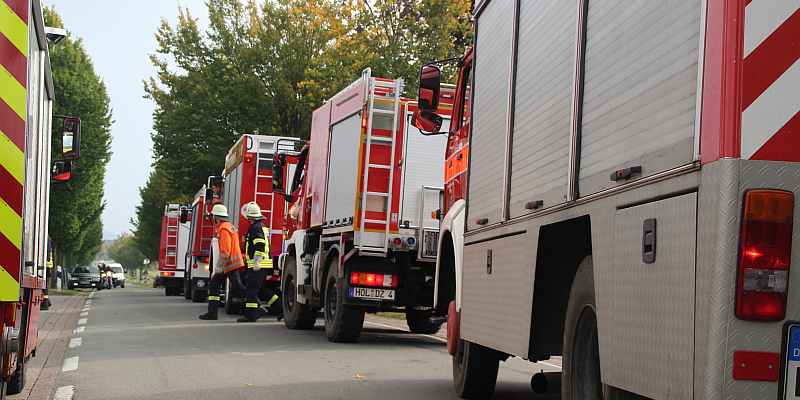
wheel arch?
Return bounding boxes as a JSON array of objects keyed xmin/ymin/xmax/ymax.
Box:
[
  {"xmin": 528, "ymin": 215, "xmax": 592, "ymax": 361},
  {"xmin": 434, "ymin": 199, "xmax": 465, "ymax": 313}
]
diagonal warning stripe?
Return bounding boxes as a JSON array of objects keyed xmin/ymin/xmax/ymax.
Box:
[
  {"xmin": 0, "ymin": 63, "xmax": 25, "ymax": 120},
  {"xmin": 0, "ymin": 265, "xmax": 18, "ymax": 301},
  {"xmin": 0, "ymin": 0, "xmax": 26, "ymax": 55},
  {"xmin": 0, "ymin": 129, "xmax": 23, "ymax": 184},
  {"xmin": 0, "ymin": 198, "xmax": 21, "ymax": 250}
]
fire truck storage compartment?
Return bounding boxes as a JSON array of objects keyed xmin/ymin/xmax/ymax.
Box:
[
  {"xmin": 577, "ymin": 0, "xmax": 701, "ymax": 196},
  {"xmin": 325, "ymin": 114, "xmax": 362, "ymax": 229},
  {"xmin": 224, "ymin": 161, "xmax": 243, "ymax": 225},
  {"xmin": 606, "ymin": 192, "xmax": 696, "ymax": 399},
  {"xmin": 400, "ymin": 112, "xmax": 449, "ymax": 230}
]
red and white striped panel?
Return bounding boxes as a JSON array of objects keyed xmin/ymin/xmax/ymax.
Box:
[{"xmin": 741, "ymin": 0, "xmax": 800, "ymax": 161}]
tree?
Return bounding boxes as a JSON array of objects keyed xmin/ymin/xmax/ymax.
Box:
[
  {"xmin": 131, "ymin": 168, "xmax": 174, "ymax": 262},
  {"xmin": 45, "ymin": 7, "xmax": 113, "ymax": 270},
  {"xmin": 107, "ymin": 232, "xmax": 146, "ymax": 273}
]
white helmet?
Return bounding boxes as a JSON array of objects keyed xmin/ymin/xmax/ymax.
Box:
[
  {"xmin": 243, "ymin": 202, "xmax": 265, "ymax": 220},
  {"xmin": 211, "ymin": 204, "xmax": 228, "ymax": 221}
]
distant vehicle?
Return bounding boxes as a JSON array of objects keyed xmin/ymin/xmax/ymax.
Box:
[
  {"xmin": 69, "ymin": 266, "xmax": 101, "ymax": 289},
  {"xmin": 106, "ymin": 263, "xmax": 125, "ymax": 288},
  {"xmin": 153, "ymin": 275, "xmax": 163, "ymax": 288}
]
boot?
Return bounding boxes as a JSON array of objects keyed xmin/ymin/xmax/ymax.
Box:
[
  {"xmin": 199, "ymin": 312, "xmax": 218, "ymax": 320},
  {"xmin": 237, "ymin": 317, "xmax": 256, "ymax": 322},
  {"xmin": 277, "ymin": 312, "xmax": 283, "ymax": 321}
]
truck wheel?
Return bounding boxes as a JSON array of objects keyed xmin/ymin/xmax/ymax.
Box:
[
  {"xmin": 6, "ymin": 362, "xmax": 25, "ymax": 395},
  {"xmin": 406, "ymin": 309, "xmax": 443, "ymax": 334},
  {"xmin": 562, "ymin": 256, "xmax": 602, "ymax": 400},
  {"xmin": 452, "ymin": 339, "xmax": 499, "ymax": 399},
  {"xmin": 121, "ymin": 282, "xmax": 125, "ymax": 288},
  {"xmin": 323, "ymin": 259, "xmax": 364, "ymax": 343},
  {"xmin": 282, "ymin": 257, "xmax": 316, "ymax": 329},
  {"xmin": 184, "ymin": 279, "xmax": 192, "ymax": 300},
  {"xmin": 165, "ymin": 287, "xmax": 170, "ymax": 296},
  {"xmin": 224, "ymin": 280, "xmax": 242, "ymax": 315},
  {"xmin": 192, "ymin": 290, "xmax": 206, "ymax": 303}
]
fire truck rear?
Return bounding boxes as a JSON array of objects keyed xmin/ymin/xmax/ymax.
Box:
[
  {"xmin": 181, "ymin": 186, "xmax": 214, "ymax": 302},
  {"xmin": 218, "ymin": 135, "xmax": 302, "ymax": 315},
  {"xmin": 158, "ymin": 204, "xmax": 190, "ymax": 296},
  {"xmin": 413, "ymin": 0, "xmax": 800, "ymax": 398},
  {"xmin": 0, "ymin": 0, "xmax": 80, "ymax": 395},
  {"xmin": 273, "ymin": 69, "xmax": 455, "ymax": 342}
]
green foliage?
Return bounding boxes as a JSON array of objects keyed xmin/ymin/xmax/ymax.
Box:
[
  {"xmin": 107, "ymin": 232, "xmax": 146, "ymax": 271},
  {"xmin": 44, "ymin": 7, "xmax": 113, "ymax": 269},
  {"xmin": 134, "ymin": 0, "xmax": 473, "ymax": 254}
]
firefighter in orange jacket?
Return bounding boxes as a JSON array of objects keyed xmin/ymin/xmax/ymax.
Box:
[{"xmin": 199, "ymin": 205, "xmax": 248, "ymax": 320}]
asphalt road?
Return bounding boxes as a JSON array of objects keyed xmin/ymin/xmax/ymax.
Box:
[{"xmin": 36, "ymin": 285, "xmax": 558, "ymax": 399}]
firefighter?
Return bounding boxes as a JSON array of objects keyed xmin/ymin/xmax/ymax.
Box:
[
  {"xmin": 238, "ymin": 202, "xmax": 282, "ymax": 322},
  {"xmin": 199, "ymin": 204, "xmax": 248, "ymax": 320}
]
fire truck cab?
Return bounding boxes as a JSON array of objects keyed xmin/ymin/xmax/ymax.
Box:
[
  {"xmin": 181, "ymin": 187, "xmax": 214, "ymax": 302},
  {"xmin": 158, "ymin": 204, "xmax": 190, "ymax": 296}
]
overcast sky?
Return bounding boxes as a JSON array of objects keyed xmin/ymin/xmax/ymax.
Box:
[{"xmin": 48, "ymin": 0, "xmax": 210, "ymax": 240}]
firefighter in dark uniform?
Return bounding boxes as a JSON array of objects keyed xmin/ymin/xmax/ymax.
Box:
[{"xmin": 237, "ymin": 202, "xmax": 281, "ymax": 322}]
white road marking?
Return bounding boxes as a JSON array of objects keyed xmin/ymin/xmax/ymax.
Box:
[
  {"xmin": 53, "ymin": 385, "xmax": 74, "ymax": 400},
  {"xmin": 78, "ymin": 318, "xmax": 87, "ymax": 325},
  {"xmin": 62, "ymin": 357, "xmax": 79, "ymax": 372},
  {"xmin": 80, "ymin": 312, "xmax": 88, "ymax": 316},
  {"xmin": 363, "ymin": 320, "xmax": 447, "ymax": 343},
  {"xmin": 75, "ymin": 326, "xmax": 85, "ymax": 333},
  {"xmin": 82, "ymin": 307, "xmax": 90, "ymax": 311},
  {"xmin": 69, "ymin": 338, "xmax": 82, "ymax": 348}
]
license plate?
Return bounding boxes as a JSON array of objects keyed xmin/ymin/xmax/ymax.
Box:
[
  {"xmin": 781, "ymin": 322, "xmax": 800, "ymax": 399},
  {"xmin": 349, "ymin": 287, "xmax": 394, "ymax": 300}
]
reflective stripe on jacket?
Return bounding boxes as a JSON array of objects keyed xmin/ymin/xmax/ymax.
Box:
[
  {"xmin": 245, "ymin": 220, "xmax": 273, "ymax": 269},
  {"xmin": 215, "ymin": 221, "xmax": 245, "ymax": 273}
]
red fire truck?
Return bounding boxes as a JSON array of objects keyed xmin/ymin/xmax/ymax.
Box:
[
  {"xmin": 0, "ymin": 0, "xmax": 78, "ymax": 395},
  {"xmin": 158, "ymin": 204, "xmax": 190, "ymax": 296},
  {"xmin": 180, "ymin": 185, "xmax": 214, "ymax": 302},
  {"xmin": 218, "ymin": 134, "xmax": 302, "ymax": 314},
  {"xmin": 273, "ymin": 69, "xmax": 455, "ymax": 342},
  {"xmin": 414, "ymin": 0, "xmax": 800, "ymax": 398}
]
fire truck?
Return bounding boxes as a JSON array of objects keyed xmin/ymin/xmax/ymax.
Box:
[
  {"xmin": 158, "ymin": 204, "xmax": 190, "ymax": 296},
  {"xmin": 412, "ymin": 0, "xmax": 800, "ymax": 399},
  {"xmin": 218, "ymin": 134, "xmax": 302, "ymax": 314},
  {"xmin": 0, "ymin": 0, "xmax": 78, "ymax": 395},
  {"xmin": 273, "ymin": 69, "xmax": 455, "ymax": 342},
  {"xmin": 180, "ymin": 185, "xmax": 214, "ymax": 302}
]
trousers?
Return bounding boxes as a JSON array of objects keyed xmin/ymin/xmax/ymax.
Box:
[{"xmin": 207, "ymin": 269, "xmax": 247, "ymax": 314}]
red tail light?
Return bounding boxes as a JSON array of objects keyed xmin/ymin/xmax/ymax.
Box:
[
  {"xmin": 350, "ymin": 272, "xmax": 398, "ymax": 288},
  {"xmin": 201, "ymin": 256, "xmax": 209, "ymax": 263},
  {"xmin": 736, "ymin": 190, "xmax": 794, "ymax": 321},
  {"xmin": 160, "ymin": 271, "xmax": 175, "ymax": 277},
  {"xmin": 193, "ymin": 264, "xmax": 198, "ymax": 269}
]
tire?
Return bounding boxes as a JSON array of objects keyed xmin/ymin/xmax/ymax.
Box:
[
  {"xmin": 323, "ymin": 258, "xmax": 364, "ymax": 343},
  {"xmin": 184, "ymin": 279, "xmax": 192, "ymax": 300},
  {"xmin": 282, "ymin": 257, "xmax": 316, "ymax": 329},
  {"xmin": 120, "ymin": 282, "xmax": 125, "ymax": 288},
  {"xmin": 562, "ymin": 256, "xmax": 603, "ymax": 400},
  {"xmin": 192, "ymin": 289, "xmax": 206, "ymax": 303},
  {"xmin": 452, "ymin": 339, "xmax": 500, "ymax": 399},
  {"xmin": 406, "ymin": 309, "xmax": 443, "ymax": 334},
  {"xmin": 6, "ymin": 362, "xmax": 25, "ymax": 395},
  {"xmin": 224, "ymin": 278, "xmax": 242, "ymax": 314},
  {"xmin": 165, "ymin": 287, "xmax": 171, "ymax": 296}
]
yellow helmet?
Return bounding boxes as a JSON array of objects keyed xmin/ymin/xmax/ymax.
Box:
[
  {"xmin": 243, "ymin": 202, "xmax": 265, "ymax": 219},
  {"xmin": 211, "ymin": 204, "xmax": 228, "ymax": 221}
]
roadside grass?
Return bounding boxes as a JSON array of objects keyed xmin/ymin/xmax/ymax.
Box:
[
  {"xmin": 376, "ymin": 312, "xmax": 405, "ymax": 320},
  {"xmin": 51, "ymin": 289, "xmax": 82, "ymax": 296}
]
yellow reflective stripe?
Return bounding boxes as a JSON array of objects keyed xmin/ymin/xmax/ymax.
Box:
[
  {"xmin": 208, "ymin": 296, "xmax": 220, "ymax": 301},
  {"xmin": 0, "ymin": 4, "xmax": 27, "ymax": 54},
  {"xmin": 0, "ymin": 63, "xmax": 26, "ymax": 120},
  {"xmin": 253, "ymin": 238, "xmax": 266, "ymax": 244},
  {"xmin": 254, "ymin": 251, "xmax": 266, "ymax": 257},
  {"xmin": 42, "ymin": 295, "xmax": 48, "ymax": 298},
  {"xmin": 267, "ymin": 295, "xmax": 278, "ymax": 306},
  {"xmin": 0, "ymin": 199, "xmax": 22, "ymax": 249},
  {"xmin": 0, "ymin": 266, "xmax": 18, "ymax": 301},
  {"xmin": 0, "ymin": 129, "xmax": 24, "ymax": 183},
  {"xmin": 245, "ymin": 303, "xmax": 258, "ymax": 308}
]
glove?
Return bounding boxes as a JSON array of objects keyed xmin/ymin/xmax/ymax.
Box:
[
  {"xmin": 252, "ymin": 255, "xmax": 263, "ymax": 272},
  {"xmin": 214, "ymin": 258, "xmax": 225, "ymax": 274}
]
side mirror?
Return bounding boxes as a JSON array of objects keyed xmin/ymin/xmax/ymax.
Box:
[
  {"xmin": 62, "ymin": 118, "xmax": 81, "ymax": 161},
  {"xmin": 411, "ymin": 109, "xmax": 443, "ymax": 135},
  {"xmin": 283, "ymin": 193, "xmax": 294, "ymax": 203},
  {"xmin": 205, "ymin": 188, "xmax": 214, "ymax": 203},
  {"xmin": 52, "ymin": 160, "xmax": 72, "ymax": 182},
  {"xmin": 180, "ymin": 207, "xmax": 189, "ymax": 224},
  {"xmin": 418, "ymin": 65, "xmax": 441, "ymax": 112}
]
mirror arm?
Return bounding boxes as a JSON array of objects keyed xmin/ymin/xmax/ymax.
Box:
[{"xmin": 422, "ymin": 57, "xmax": 462, "ymax": 68}]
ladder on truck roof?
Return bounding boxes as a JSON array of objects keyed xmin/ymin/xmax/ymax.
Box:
[
  {"xmin": 253, "ymin": 138, "xmax": 275, "ymax": 223},
  {"xmin": 165, "ymin": 204, "xmax": 180, "ymax": 268},
  {"xmin": 358, "ymin": 70, "xmax": 403, "ymax": 257}
]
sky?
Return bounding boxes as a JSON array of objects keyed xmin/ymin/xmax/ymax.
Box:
[{"xmin": 47, "ymin": 0, "xmax": 210, "ymax": 240}]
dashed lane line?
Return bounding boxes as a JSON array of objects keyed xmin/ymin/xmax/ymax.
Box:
[
  {"xmin": 53, "ymin": 385, "xmax": 74, "ymax": 400},
  {"xmin": 78, "ymin": 318, "xmax": 87, "ymax": 325},
  {"xmin": 74, "ymin": 326, "xmax": 84, "ymax": 333},
  {"xmin": 62, "ymin": 357, "xmax": 79, "ymax": 372},
  {"xmin": 69, "ymin": 338, "xmax": 82, "ymax": 348},
  {"xmin": 80, "ymin": 312, "xmax": 88, "ymax": 316}
]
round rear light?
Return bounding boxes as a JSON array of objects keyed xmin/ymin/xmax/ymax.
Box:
[
  {"xmin": 406, "ymin": 237, "xmax": 416, "ymax": 246},
  {"xmin": 392, "ymin": 238, "xmax": 402, "ymax": 246},
  {"xmin": 193, "ymin": 264, "xmax": 198, "ymax": 269}
]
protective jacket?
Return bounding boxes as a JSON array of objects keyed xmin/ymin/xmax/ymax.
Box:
[
  {"xmin": 215, "ymin": 221, "xmax": 245, "ymax": 273},
  {"xmin": 244, "ymin": 219, "xmax": 273, "ymax": 269}
]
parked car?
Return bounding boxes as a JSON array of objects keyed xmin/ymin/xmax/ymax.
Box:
[
  {"xmin": 153, "ymin": 275, "xmax": 162, "ymax": 288},
  {"xmin": 69, "ymin": 266, "xmax": 101, "ymax": 289},
  {"xmin": 106, "ymin": 263, "xmax": 125, "ymax": 288}
]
